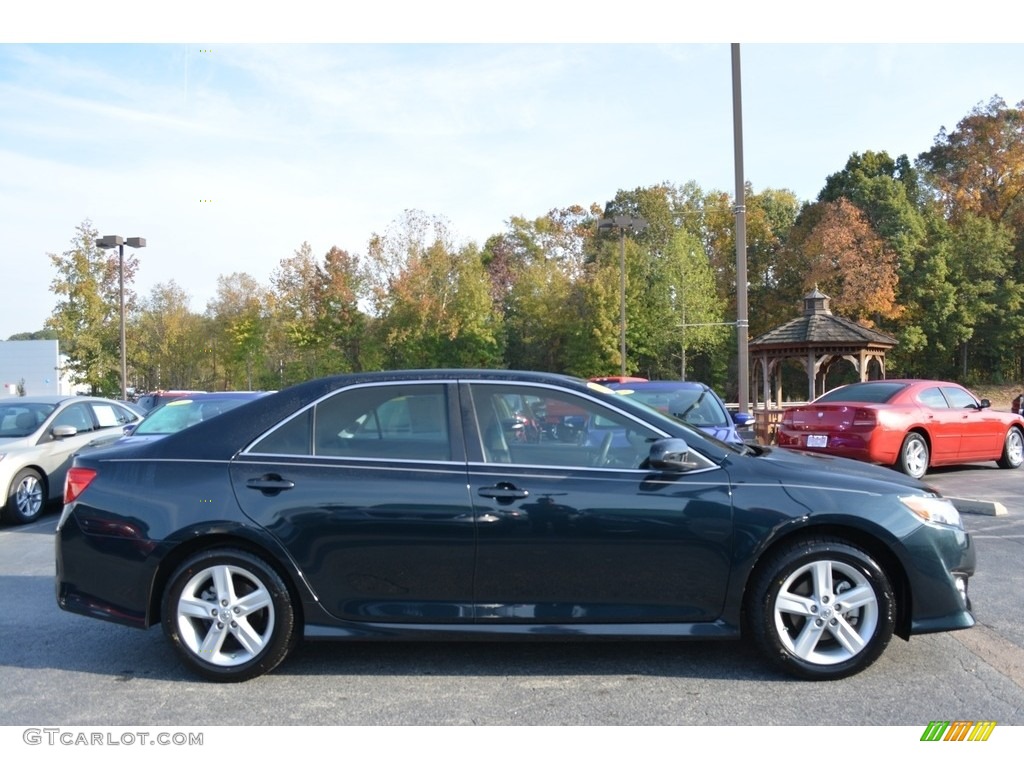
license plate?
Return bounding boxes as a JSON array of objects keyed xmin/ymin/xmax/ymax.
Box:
[{"xmin": 807, "ymin": 434, "xmax": 828, "ymax": 448}]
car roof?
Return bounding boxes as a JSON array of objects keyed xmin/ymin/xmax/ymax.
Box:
[{"xmin": 0, "ymin": 394, "xmax": 114, "ymax": 406}]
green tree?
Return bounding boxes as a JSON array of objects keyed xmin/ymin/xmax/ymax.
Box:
[
  {"xmin": 205, "ymin": 273, "xmax": 271, "ymax": 389},
  {"xmin": 917, "ymin": 96, "xmax": 1024, "ymax": 378},
  {"xmin": 135, "ymin": 281, "xmax": 208, "ymax": 391},
  {"xmin": 367, "ymin": 211, "xmax": 503, "ymax": 369},
  {"xmin": 45, "ymin": 220, "xmax": 139, "ymax": 395}
]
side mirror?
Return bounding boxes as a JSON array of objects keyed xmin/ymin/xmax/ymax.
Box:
[
  {"xmin": 51, "ymin": 425, "xmax": 78, "ymax": 440},
  {"xmin": 978, "ymin": 399, "xmax": 991, "ymax": 410},
  {"xmin": 732, "ymin": 412, "xmax": 753, "ymax": 426},
  {"xmin": 648, "ymin": 438, "xmax": 699, "ymax": 471}
]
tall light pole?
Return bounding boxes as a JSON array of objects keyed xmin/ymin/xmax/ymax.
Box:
[
  {"xmin": 598, "ymin": 214, "xmax": 647, "ymax": 376},
  {"xmin": 732, "ymin": 43, "xmax": 750, "ymax": 415},
  {"xmin": 97, "ymin": 234, "xmax": 146, "ymax": 400}
]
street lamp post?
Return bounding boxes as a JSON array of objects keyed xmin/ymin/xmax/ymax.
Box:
[
  {"xmin": 598, "ymin": 214, "xmax": 647, "ymax": 376},
  {"xmin": 97, "ymin": 234, "xmax": 146, "ymax": 400}
]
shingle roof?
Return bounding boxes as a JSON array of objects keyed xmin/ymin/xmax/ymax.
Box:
[
  {"xmin": 750, "ymin": 289, "xmax": 898, "ymax": 349},
  {"xmin": 751, "ymin": 313, "xmax": 897, "ymax": 347}
]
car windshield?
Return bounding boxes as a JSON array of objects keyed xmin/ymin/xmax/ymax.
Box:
[
  {"xmin": 815, "ymin": 382, "xmax": 909, "ymax": 404},
  {"xmin": 0, "ymin": 403, "xmax": 56, "ymax": 438},
  {"xmin": 134, "ymin": 397, "xmax": 250, "ymax": 435}
]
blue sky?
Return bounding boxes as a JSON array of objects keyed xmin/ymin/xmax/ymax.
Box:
[{"xmin": 3, "ymin": 3, "xmax": 1024, "ymax": 340}]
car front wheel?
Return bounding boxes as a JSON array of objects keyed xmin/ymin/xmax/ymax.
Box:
[
  {"xmin": 896, "ymin": 432, "xmax": 929, "ymax": 479},
  {"xmin": 3, "ymin": 468, "xmax": 45, "ymax": 525},
  {"xmin": 749, "ymin": 537, "xmax": 895, "ymax": 680},
  {"xmin": 162, "ymin": 549, "xmax": 296, "ymax": 682},
  {"xmin": 997, "ymin": 426, "xmax": 1024, "ymax": 469}
]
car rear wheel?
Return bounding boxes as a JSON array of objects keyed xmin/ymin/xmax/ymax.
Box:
[
  {"xmin": 749, "ymin": 537, "xmax": 895, "ymax": 680},
  {"xmin": 162, "ymin": 549, "xmax": 295, "ymax": 682},
  {"xmin": 997, "ymin": 426, "xmax": 1024, "ymax": 469},
  {"xmin": 3, "ymin": 468, "xmax": 45, "ymax": 525},
  {"xmin": 896, "ymin": 433, "xmax": 929, "ymax": 479}
]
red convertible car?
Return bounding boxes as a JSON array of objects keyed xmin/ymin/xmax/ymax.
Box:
[{"xmin": 777, "ymin": 379, "xmax": 1024, "ymax": 479}]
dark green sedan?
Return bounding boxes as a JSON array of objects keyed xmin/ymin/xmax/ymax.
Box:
[{"xmin": 56, "ymin": 369, "xmax": 975, "ymax": 682}]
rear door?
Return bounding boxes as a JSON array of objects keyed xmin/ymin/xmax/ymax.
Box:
[
  {"xmin": 914, "ymin": 386, "xmax": 961, "ymax": 462},
  {"xmin": 231, "ymin": 381, "xmax": 477, "ymax": 623}
]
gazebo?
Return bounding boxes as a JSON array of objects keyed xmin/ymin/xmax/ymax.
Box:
[{"xmin": 748, "ymin": 288, "xmax": 898, "ymax": 443}]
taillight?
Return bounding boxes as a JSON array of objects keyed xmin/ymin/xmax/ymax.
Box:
[
  {"xmin": 65, "ymin": 467, "xmax": 98, "ymax": 504},
  {"xmin": 852, "ymin": 408, "xmax": 877, "ymax": 427}
]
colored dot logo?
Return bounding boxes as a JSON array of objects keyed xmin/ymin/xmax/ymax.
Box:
[{"xmin": 199, "ymin": 199, "xmax": 213, "ymax": 203}]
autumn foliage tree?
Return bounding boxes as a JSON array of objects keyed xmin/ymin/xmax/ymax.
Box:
[{"xmin": 792, "ymin": 198, "xmax": 902, "ymax": 325}]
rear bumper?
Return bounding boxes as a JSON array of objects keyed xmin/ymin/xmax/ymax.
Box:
[
  {"xmin": 777, "ymin": 430, "xmax": 897, "ymax": 465},
  {"xmin": 55, "ymin": 506, "xmax": 158, "ymax": 629}
]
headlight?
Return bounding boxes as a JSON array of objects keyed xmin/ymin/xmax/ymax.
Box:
[{"xmin": 900, "ymin": 495, "xmax": 963, "ymax": 528}]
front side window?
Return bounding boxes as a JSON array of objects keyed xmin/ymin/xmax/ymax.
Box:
[
  {"xmin": 52, "ymin": 403, "xmax": 95, "ymax": 434},
  {"xmin": 942, "ymin": 386, "xmax": 979, "ymax": 409},
  {"xmin": 468, "ymin": 383, "xmax": 661, "ymax": 469}
]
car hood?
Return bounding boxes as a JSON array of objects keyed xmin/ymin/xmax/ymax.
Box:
[{"xmin": 748, "ymin": 444, "xmax": 936, "ymax": 495}]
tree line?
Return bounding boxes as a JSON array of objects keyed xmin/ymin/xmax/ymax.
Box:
[{"xmin": 20, "ymin": 96, "xmax": 1024, "ymax": 400}]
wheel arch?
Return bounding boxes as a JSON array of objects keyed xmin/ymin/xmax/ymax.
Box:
[
  {"xmin": 148, "ymin": 532, "xmax": 308, "ymax": 633},
  {"xmin": 905, "ymin": 427, "xmax": 932, "ymax": 453},
  {"xmin": 741, "ymin": 522, "xmax": 912, "ymax": 641}
]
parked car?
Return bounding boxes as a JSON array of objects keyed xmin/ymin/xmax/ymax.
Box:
[
  {"xmin": 134, "ymin": 390, "xmax": 206, "ymax": 414},
  {"xmin": 607, "ymin": 380, "xmax": 752, "ymax": 445},
  {"xmin": 777, "ymin": 379, "xmax": 1024, "ymax": 479},
  {"xmin": 0, "ymin": 395, "xmax": 141, "ymax": 524},
  {"xmin": 122, "ymin": 392, "xmax": 272, "ymax": 441},
  {"xmin": 56, "ymin": 370, "xmax": 975, "ymax": 682}
]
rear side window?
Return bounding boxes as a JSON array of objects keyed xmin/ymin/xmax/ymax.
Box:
[
  {"xmin": 917, "ymin": 388, "xmax": 948, "ymax": 409},
  {"xmin": 248, "ymin": 384, "xmax": 450, "ymax": 461},
  {"xmin": 316, "ymin": 384, "xmax": 450, "ymax": 460}
]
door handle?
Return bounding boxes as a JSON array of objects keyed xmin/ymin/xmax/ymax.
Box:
[
  {"xmin": 246, "ymin": 474, "xmax": 295, "ymax": 495},
  {"xmin": 478, "ymin": 484, "xmax": 529, "ymax": 501}
]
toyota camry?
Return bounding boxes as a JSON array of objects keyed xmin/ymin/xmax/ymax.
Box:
[{"xmin": 56, "ymin": 370, "xmax": 976, "ymax": 682}]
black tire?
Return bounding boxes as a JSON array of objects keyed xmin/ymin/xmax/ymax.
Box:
[
  {"xmin": 749, "ymin": 537, "xmax": 895, "ymax": 680},
  {"xmin": 3, "ymin": 468, "xmax": 46, "ymax": 525},
  {"xmin": 896, "ymin": 432, "xmax": 929, "ymax": 479},
  {"xmin": 162, "ymin": 549, "xmax": 295, "ymax": 682},
  {"xmin": 997, "ymin": 426, "xmax": 1024, "ymax": 469}
]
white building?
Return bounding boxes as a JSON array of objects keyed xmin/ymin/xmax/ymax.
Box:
[{"xmin": 0, "ymin": 339, "xmax": 73, "ymax": 397}]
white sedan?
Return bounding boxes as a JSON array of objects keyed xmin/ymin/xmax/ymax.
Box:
[{"xmin": 0, "ymin": 395, "xmax": 141, "ymax": 524}]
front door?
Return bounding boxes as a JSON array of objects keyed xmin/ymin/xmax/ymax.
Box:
[{"xmin": 462, "ymin": 381, "xmax": 734, "ymax": 624}]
